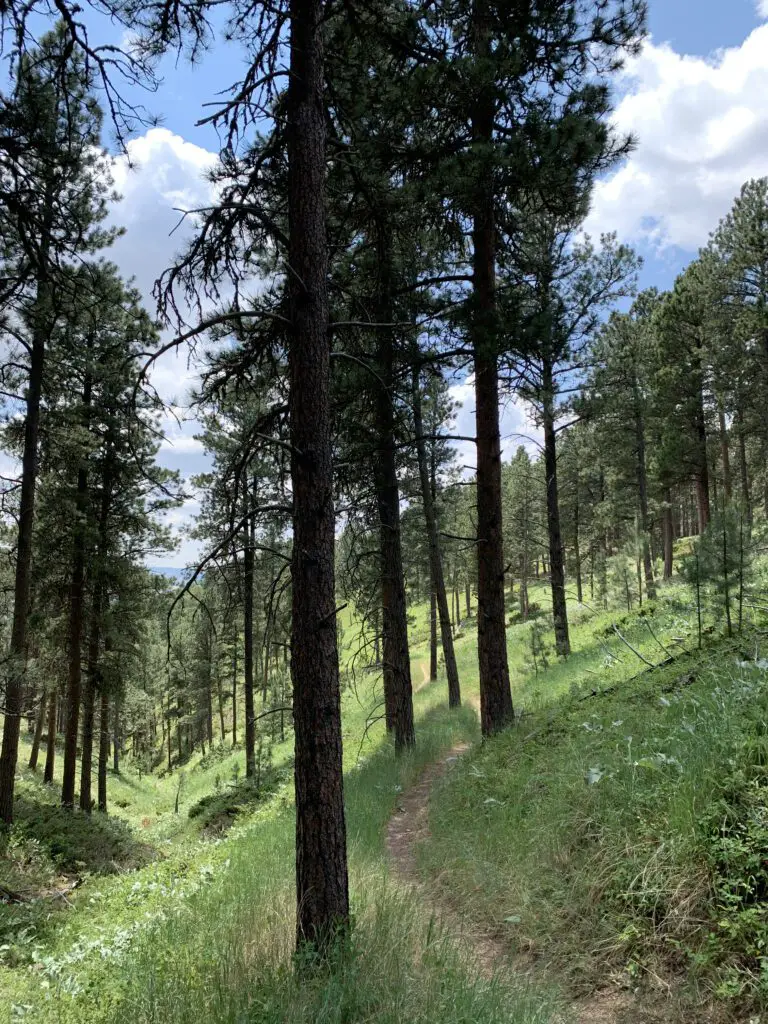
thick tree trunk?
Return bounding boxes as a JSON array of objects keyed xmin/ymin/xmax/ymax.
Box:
[
  {"xmin": 243, "ymin": 508, "xmax": 256, "ymax": 778},
  {"xmin": 542, "ymin": 369, "xmax": 570, "ymax": 656},
  {"xmin": 28, "ymin": 686, "xmax": 46, "ymax": 770},
  {"xmin": 374, "ymin": 228, "xmax": 414, "ymax": 750},
  {"xmin": 470, "ymin": 0, "xmax": 513, "ymax": 735},
  {"xmin": 0, "ymin": 290, "xmax": 47, "ymax": 822},
  {"xmin": 98, "ymin": 687, "xmax": 109, "ymax": 813},
  {"xmin": 412, "ymin": 367, "xmax": 461, "ymax": 707},
  {"xmin": 288, "ymin": 0, "xmax": 349, "ymax": 952},
  {"xmin": 43, "ymin": 686, "xmax": 57, "ymax": 784}
]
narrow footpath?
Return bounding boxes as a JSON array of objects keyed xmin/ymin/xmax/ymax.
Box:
[{"xmin": 386, "ymin": 675, "xmax": 656, "ymax": 1024}]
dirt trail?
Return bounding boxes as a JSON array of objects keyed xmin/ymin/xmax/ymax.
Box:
[{"xmin": 385, "ymin": 727, "xmax": 647, "ymax": 1024}]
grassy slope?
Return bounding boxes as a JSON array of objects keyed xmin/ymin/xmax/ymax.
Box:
[
  {"xmin": 3, "ymin": 556, "xmax": 766, "ymax": 1021},
  {"xmin": 420, "ymin": 577, "xmax": 768, "ymax": 1016},
  {"xmin": 0, "ymin": 617, "xmax": 557, "ymax": 1024}
]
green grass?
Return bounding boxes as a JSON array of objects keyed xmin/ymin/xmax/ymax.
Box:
[
  {"xmin": 0, "ymin": 635, "xmax": 561, "ymax": 1024},
  {"xmin": 4, "ymin": 548, "xmax": 767, "ymax": 1023},
  {"xmin": 420, "ymin": 610, "xmax": 768, "ymax": 1015},
  {"xmin": 0, "ymin": 682, "xmax": 558, "ymax": 1024}
]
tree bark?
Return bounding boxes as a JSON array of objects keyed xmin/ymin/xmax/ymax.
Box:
[
  {"xmin": 0, "ymin": 279, "xmax": 48, "ymax": 822},
  {"xmin": 231, "ymin": 639, "xmax": 238, "ymax": 746},
  {"xmin": 43, "ymin": 686, "xmax": 57, "ymax": 784},
  {"xmin": 694, "ymin": 371, "xmax": 710, "ymax": 533},
  {"xmin": 243, "ymin": 503, "xmax": 256, "ymax": 778},
  {"xmin": 470, "ymin": 0, "xmax": 514, "ymax": 735},
  {"xmin": 662, "ymin": 487, "xmax": 674, "ymax": 579},
  {"xmin": 79, "ymin": 437, "xmax": 113, "ymax": 813},
  {"xmin": 542, "ymin": 364, "xmax": 570, "ymax": 656},
  {"xmin": 374, "ymin": 228, "xmax": 414, "ymax": 751},
  {"xmin": 113, "ymin": 694, "xmax": 120, "ymax": 775},
  {"xmin": 737, "ymin": 408, "xmax": 752, "ymax": 526},
  {"xmin": 573, "ymin": 474, "xmax": 583, "ymax": 604},
  {"xmin": 718, "ymin": 402, "xmax": 732, "ymax": 501},
  {"xmin": 633, "ymin": 388, "xmax": 656, "ymax": 600},
  {"xmin": 412, "ymin": 366, "xmax": 460, "ymax": 707},
  {"xmin": 98, "ymin": 685, "xmax": 109, "ymax": 812},
  {"xmin": 429, "ymin": 587, "xmax": 438, "ymax": 682},
  {"xmin": 28, "ymin": 686, "xmax": 46, "ymax": 770},
  {"xmin": 78, "ymin": 597, "xmax": 100, "ymax": 813},
  {"xmin": 61, "ymin": 369, "xmax": 93, "ymax": 809},
  {"xmin": 288, "ymin": 0, "xmax": 349, "ymax": 952}
]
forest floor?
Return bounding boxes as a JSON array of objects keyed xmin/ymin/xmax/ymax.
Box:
[{"xmin": 3, "ymin": 558, "xmax": 768, "ymax": 1023}]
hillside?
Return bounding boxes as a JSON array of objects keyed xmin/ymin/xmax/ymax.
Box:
[{"xmin": 2, "ymin": 561, "xmax": 767, "ymax": 1023}]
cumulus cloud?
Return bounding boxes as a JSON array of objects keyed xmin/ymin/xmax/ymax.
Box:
[
  {"xmin": 757, "ymin": 1, "xmax": 768, "ymax": 19},
  {"xmin": 103, "ymin": 129, "xmax": 219, "ymax": 564},
  {"xmin": 109, "ymin": 127, "xmax": 217, "ymax": 310},
  {"xmin": 448, "ymin": 376, "xmax": 543, "ymax": 477},
  {"xmin": 585, "ymin": 25, "xmax": 768, "ymax": 250}
]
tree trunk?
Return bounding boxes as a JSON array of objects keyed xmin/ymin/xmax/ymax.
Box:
[
  {"xmin": 412, "ymin": 366, "xmax": 460, "ymax": 708},
  {"xmin": 113, "ymin": 695, "xmax": 120, "ymax": 775},
  {"xmin": 61, "ymin": 369, "xmax": 93, "ymax": 809},
  {"xmin": 470, "ymin": 0, "xmax": 514, "ymax": 735},
  {"xmin": 288, "ymin": 0, "xmax": 349, "ymax": 952},
  {"xmin": 737, "ymin": 409, "xmax": 752, "ymax": 526},
  {"xmin": 663, "ymin": 487, "xmax": 674, "ymax": 579},
  {"xmin": 542, "ymin": 366, "xmax": 570, "ymax": 656},
  {"xmin": 374, "ymin": 228, "xmax": 414, "ymax": 750},
  {"xmin": 718, "ymin": 402, "xmax": 732, "ymax": 501},
  {"xmin": 573, "ymin": 478, "xmax": 583, "ymax": 604},
  {"xmin": 633, "ymin": 391, "xmax": 656, "ymax": 600},
  {"xmin": 98, "ymin": 687, "xmax": 109, "ymax": 813},
  {"xmin": 217, "ymin": 667, "xmax": 226, "ymax": 743},
  {"xmin": 80, "ymin": 441, "xmax": 112, "ymax": 813},
  {"xmin": 243, "ymin": 506, "xmax": 256, "ymax": 778},
  {"xmin": 28, "ymin": 686, "xmax": 46, "ymax": 771},
  {"xmin": 78, "ymin": 608, "xmax": 99, "ymax": 812},
  {"xmin": 694, "ymin": 374, "xmax": 710, "ymax": 533},
  {"xmin": 231, "ymin": 641, "xmax": 238, "ymax": 746},
  {"xmin": 0, "ymin": 281, "xmax": 47, "ymax": 823},
  {"xmin": 43, "ymin": 686, "xmax": 57, "ymax": 784},
  {"xmin": 429, "ymin": 588, "xmax": 437, "ymax": 682}
]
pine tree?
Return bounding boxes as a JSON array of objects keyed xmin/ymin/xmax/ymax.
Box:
[{"xmin": 0, "ymin": 28, "xmax": 118, "ymax": 823}]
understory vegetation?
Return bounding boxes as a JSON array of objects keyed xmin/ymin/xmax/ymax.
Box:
[{"xmin": 2, "ymin": 563, "xmax": 768, "ymax": 1022}]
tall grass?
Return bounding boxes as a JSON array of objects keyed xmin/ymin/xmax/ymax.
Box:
[
  {"xmin": 421, "ymin": 629, "xmax": 768, "ymax": 1010},
  {"xmin": 4, "ymin": 686, "xmax": 558, "ymax": 1024}
]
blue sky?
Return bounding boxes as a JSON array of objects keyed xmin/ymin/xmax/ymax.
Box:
[{"xmin": 74, "ymin": 0, "xmax": 768, "ymax": 565}]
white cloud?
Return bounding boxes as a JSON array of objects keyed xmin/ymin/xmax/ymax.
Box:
[
  {"xmin": 102, "ymin": 128, "xmax": 220, "ymax": 565},
  {"xmin": 585, "ymin": 25, "xmax": 768, "ymax": 250},
  {"xmin": 448, "ymin": 375, "xmax": 543, "ymax": 474},
  {"xmin": 109, "ymin": 127, "xmax": 218, "ymax": 324},
  {"xmin": 757, "ymin": 1, "xmax": 768, "ymax": 20}
]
